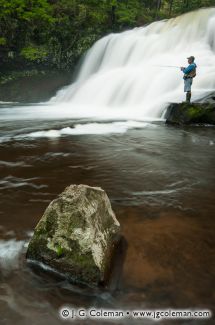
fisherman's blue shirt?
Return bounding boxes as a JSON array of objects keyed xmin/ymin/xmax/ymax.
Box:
[{"xmin": 183, "ymin": 63, "xmax": 197, "ymax": 75}]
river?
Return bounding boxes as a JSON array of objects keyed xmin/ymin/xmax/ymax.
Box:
[{"xmin": 0, "ymin": 106, "xmax": 215, "ymax": 324}]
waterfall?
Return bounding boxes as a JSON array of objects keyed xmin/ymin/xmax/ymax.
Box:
[{"xmin": 52, "ymin": 8, "xmax": 215, "ymax": 119}]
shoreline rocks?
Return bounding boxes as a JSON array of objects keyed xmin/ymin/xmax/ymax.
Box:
[
  {"xmin": 26, "ymin": 184, "xmax": 121, "ymax": 287},
  {"xmin": 165, "ymin": 102, "xmax": 215, "ymax": 126}
]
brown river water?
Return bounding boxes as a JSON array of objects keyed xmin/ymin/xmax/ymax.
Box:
[{"xmin": 0, "ymin": 109, "xmax": 215, "ymax": 325}]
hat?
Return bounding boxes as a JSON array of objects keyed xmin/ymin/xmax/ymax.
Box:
[{"xmin": 187, "ymin": 56, "xmax": 195, "ymax": 62}]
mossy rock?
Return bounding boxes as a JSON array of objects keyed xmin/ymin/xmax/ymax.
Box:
[
  {"xmin": 26, "ymin": 185, "xmax": 120, "ymax": 286},
  {"xmin": 165, "ymin": 103, "xmax": 215, "ymax": 125}
]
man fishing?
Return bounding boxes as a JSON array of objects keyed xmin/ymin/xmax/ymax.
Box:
[{"xmin": 180, "ymin": 56, "xmax": 197, "ymax": 103}]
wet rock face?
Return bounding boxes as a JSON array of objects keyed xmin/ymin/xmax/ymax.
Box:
[
  {"xmin": 26, "ymin": 185, "xmax": 120, "ymax": 286},
  {"xmin": 165, "ymin": 103, "xmax": 215, "ymax": 125},
  {"xmin": 197, "ymin": 92, "xmax": 215, "ymax": 104}
]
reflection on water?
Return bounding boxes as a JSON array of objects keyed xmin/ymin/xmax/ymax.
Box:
[{"xmin": 0, "ymin": 116, "xmax": 215, "ymax": 324}]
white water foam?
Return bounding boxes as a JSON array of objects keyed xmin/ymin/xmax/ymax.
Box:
[
  {"xmin": 0, "ymin": 161, "xmax": 31, "ymax": 167},
  {"xmin": 25, "ymin": 121, "xmax": 154, "ymax": 136},
  {"xmin": 0, "ymin": 121, "xmax": 156, "ymax": 142},
  {"xmin": 0, "ymin": 176, "xmax": 48, "ymax": 190},
  {"xmin": 0, "ymin": 239, "xmax": 25, "ymax": 274}
]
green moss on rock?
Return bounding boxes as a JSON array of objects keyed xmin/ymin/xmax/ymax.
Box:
[
  {"xmin": 56, "ymin": 244, "xmax": 64, "ymax": 257},
  {"xmin": 165, "ymin": 103, "xmax": 215, "ymax": 125},
  {"xmin": 26, "ymin": 184, "xmax": 120, "ymax": 286}
]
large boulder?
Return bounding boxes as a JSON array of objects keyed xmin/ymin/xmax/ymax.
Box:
[
  {"xmin": 165, "ymin": 102, "xmax": 215, "ymax": 125},
  {"xmin": 26, "ymin": 185, "xmax": 120, "ymax": 286}
]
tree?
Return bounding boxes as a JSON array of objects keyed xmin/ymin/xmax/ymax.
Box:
[{"xmin": 0, "ymin": 0, "xmax": 214, "ymax": 71}]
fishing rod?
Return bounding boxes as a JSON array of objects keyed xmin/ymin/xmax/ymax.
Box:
[{"xmin": 153, "ymin": 65, "xmax": 181, "ymax": 68}]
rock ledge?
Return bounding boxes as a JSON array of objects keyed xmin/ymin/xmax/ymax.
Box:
[{"xmin": 165, "ymin": 103, "xmax": 215, "ymax": 125}]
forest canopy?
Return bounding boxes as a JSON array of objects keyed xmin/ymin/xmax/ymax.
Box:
[{"xmin": 0, "ymin": 0, "xmax": 214, "ymax": 70}]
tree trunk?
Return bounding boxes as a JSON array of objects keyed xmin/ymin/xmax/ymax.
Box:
[
  {"xmin": 111, "ymin": 5, "xmax": 116, "ymax": 27},
  {"xmin": 169, "ymin": 0, "xmax": 174, "ymax": 16},
  {"xmin": 155, "ymin": 0, "xmax": 162, "ymax": 18},
  {"xmin": 157, "ymin": 0, "xmax": 162, "ymax": 11},
  {"xmin": 183, "ymin": 0, "xmax": 189, "ymax": 9}
]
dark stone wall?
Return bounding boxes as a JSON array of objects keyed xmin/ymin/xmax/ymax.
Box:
[{"xmin": 0, "ymin": 70, "xmax": 72, "ymax": 103}]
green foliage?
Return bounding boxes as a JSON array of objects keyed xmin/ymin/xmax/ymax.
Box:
[
  {"xmin": 0, "ymin": 0, "xmax": 214, "ymax": 70},
  {"xmin": 20, "ymin": 45, "xmax": 47, "ymax": 62},
  {"xmin": 56, "ymin": 244, "xmax": 64, "ymax": 257},
  {"xmin": 0, "ymin": 69, "xmax": 39, "ymax": 84},
  {"xmin": 115, "ymin": 0, "xmax": 141, "ymax": 27},
  {"xmin": 0, "ymin": 37, "xmax": 6, "ymax": 45}
]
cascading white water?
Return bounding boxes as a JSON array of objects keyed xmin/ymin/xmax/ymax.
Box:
[{"xmin": 51, "ymin": 8, "xmax": 215, "ymax": 120}]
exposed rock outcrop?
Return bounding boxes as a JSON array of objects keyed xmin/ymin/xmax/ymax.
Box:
[
  {"xmin": 196, "ymin": 92, "xmax": 215, "ymax": 104},
  {"xmin": 26, "ymin": 184, "xmax": 121, "ymax": 286},
  {"xmin": 165, "ymin": 102, "xmax": 215, "ymax": 125}
]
